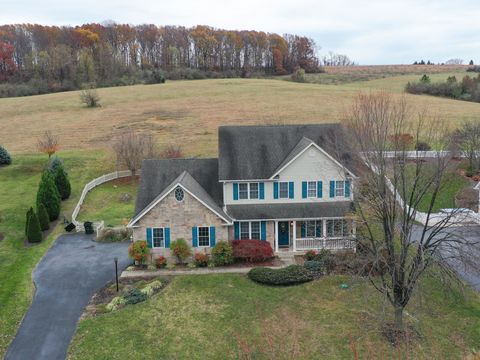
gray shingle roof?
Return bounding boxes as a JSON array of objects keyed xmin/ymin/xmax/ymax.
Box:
[
  {"xmin": 218, "ymin": 124, "xmax": 354, "ymax": 180},
  {"xmin": 133, "ymin": 158, "xmax": 223, "ymax": 218},
  {"xmin": 225, "ymin": 201, "xmax": 354, "ymax": 220}
]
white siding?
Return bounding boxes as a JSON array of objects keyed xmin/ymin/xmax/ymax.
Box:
[{"xmin": 223, "ymin": 145, "xmax": 353, "ymax": 205}]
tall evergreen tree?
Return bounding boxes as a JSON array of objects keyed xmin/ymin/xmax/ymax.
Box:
[
  {"xmin": 36, "ymin": 171, "xmax": 61, "ymax": 221},
  {"xmin": 26, "ymin": 209, "xmax": 42, "ymax": 243},
  {"xmin": 0, "ymin": 145, "xmax": 11, "ymax": 165},
  {"xmin": 54, "ymin": 165, "xmax": 71, "ymax": 200},
  {"xmin": 25, "ymin": 207, "xmax": 34, "ymax": 236},
  {"xmin": 37, "ymin": 203, "xmax": 50, "ymax": 231}
]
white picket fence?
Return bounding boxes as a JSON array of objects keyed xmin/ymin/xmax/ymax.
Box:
[{"xmin": 71, "ymin": 170, "xmax": 138, "ymax": 232}]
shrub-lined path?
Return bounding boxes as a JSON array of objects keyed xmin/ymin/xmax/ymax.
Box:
[{"xmin": 5, "ymin": 233, "xmax": 130, "ymax": 360}]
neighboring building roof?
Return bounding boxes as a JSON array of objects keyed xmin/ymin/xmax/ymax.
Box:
[
  {"xmin": 225, "ymin": 201, "xmax": 354, "ymax": 220},
  {"xmin": 133, "ymin": 158, "xmax": 224, "ymax": 218},
  {"xmin": 218, "ymin": 123, "xmax": 355, "ymax": 180}
]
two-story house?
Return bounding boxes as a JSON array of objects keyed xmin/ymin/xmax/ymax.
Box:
[{"xmin": 128, "ymin": 124, "xmax": 357, "ymax": 257}]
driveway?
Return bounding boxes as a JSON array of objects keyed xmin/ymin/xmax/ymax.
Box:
[{"xmin": 5, "ymin": 233, "xmax": 131, "ymax": 360}]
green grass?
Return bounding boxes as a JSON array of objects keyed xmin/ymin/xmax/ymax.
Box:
[
  {"xmin": 400, "ymin": 163, "xmax": 470, "ymax": 213},
  {"xmin": 68, "ymin": 274, "xmax": 480, "ymax": 359},
  {"xmin": 77, "ymin": 179, "xmax": 138, "ymax": 226},
  {"xmin": 0, "ymin": 151, "xmax": 113, "ymax": 356}
]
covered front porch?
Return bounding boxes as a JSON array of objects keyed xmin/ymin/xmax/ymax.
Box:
[{"xmin": 273, "ymin": 218, "xmax": 356, "ymax": 253}]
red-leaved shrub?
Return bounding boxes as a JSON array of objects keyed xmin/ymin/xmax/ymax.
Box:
[
  {"xmin": 194, "ymin": 252, "xmax": 209, "ymax": 267},
  {"xmin": 231, "ymin": 240, "xmax": 273, "ymax": 263}
]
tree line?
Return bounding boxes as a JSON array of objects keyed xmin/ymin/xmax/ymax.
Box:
[{"xmin": 0, "ymin": 23, "xmax": 321, "ymax": 96}]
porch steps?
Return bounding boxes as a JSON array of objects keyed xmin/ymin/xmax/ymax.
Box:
[{"xmin": 276, "ymin": 252, "xmax": 296, "ymax": 266}]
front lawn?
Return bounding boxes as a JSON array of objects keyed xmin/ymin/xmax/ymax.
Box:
[
  {"xmin": 77, "ymin": 177, "xmax": 138, "ymax": 226},
  {"xmin": 0, "ymin": 151, "xmax": 111, "ymax": 356},
  {"xmin": 68, "ymin": 274, "xmax": 480, "ymax": 359}
]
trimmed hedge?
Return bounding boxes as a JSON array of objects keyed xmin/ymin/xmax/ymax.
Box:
[
  {"xmin": 232, "ymin": 240, "xmax": 273, "ymax": 263},
  {"xmin": 0, "ymin": 145, "xmax": 11, "ymax": 165},
  {"xmin": 303, "ymin": 260, "xmax": 324, "ymax": 277},
  {"xmin": 248, "ymin": 265, "xmax": 313, "ymax": 286}
]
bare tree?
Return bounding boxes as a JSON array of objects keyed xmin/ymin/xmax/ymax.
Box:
[
  {"xmin": 445, "ymin": 58, "xmax": 464, "ymax": 65},
  {"xmin": 80, "ymin": 85, "xmax": 100, "ymax": 108},
  {"xmin": 322, "ymin": 51, "xmax": 355, "ymax": 66},
  {"xmin": 112, "ymin": 130, "xmax": 156, "ymax": 179},
  {"xmin": 457, "ymin": 119, "xmax": 480, "ymax": 174},
  {"xmin": 161, "ymin": 144, "xmax": 183, "ymax": 159},
  {"xmin": 344, "ymin": 92, "xmax": 479, "ymax": 337},
  {"xmin": 37, "ymin": 131, "xmax": 59, "ymax": 158}
]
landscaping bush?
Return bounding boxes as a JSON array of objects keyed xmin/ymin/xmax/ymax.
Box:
[
  {"xmin": 98, "ymin": 226, "xmax": 132, "ymax": 242},
  {"xmin": 48, "ymin": 156, "xmax": 66, "ymax": 174},
  {"xmin": 80, "ymin": 87, "xmax": 100, "ymax": 107},
  {"xmin": 304, "ymin": 260, "xmax": 324, "ymax": 277},
  {"xmin": 304, "ymin": 249, "xmax": 317, "ymax": 261},
  {"xmin": 155, "ymin": 256, "xmax": 167, "ymax": 269},
  {"xmin": 128, "ymin": 240, "xmax": 150, "ymax": 265},
  {"xmin": 194, "ymin": 252, "xmax": 209, "ymax": 267},
  {"xmin": 170, "ymin": 238, "xmax": 191, "ymax": 264},
  {"xmin": 211, "ymin": 241, "xmax": 234, "ymax": 266},
  {"xmin": 26, "ymin": 208, "xmax": 43, "ymax": 243},
  {"xmin": 37, "ymin": 203, "xmax": 50, "ymax": 231},
  {"xmin": 0, "ymin": 145, "xmax": 12, "ymax": 165},
  {"xmin": 291, "ymin": 67, "xmax": 306, "ymax": 83},
  {"xmin": 313, "ymin": 249, "xmax": 337, "ymax": 274},
  {"xmin": 54, "ymin": 165, "xmax": 71, "ymax": 200},
  {"xmin": 25, "ymin": 207, "xmax": 33, "ymax": 236},
  {"xmin": 231, "ymin": 240, "xmax": 274, "ymax": 263},
  {"xmin": 415, "ymin": 141, "xmax": 432, "ymax": 151},
  {"xmin": 123, "ymin": 288, "xmax": 147, "ymax": 305},
  {"xmin": 36, "ymin": 170, "xmax": 61, "ymax": 221},
  {"xmin": 248, "ymin": 265, "xmax": 313, "ymax": 286}
]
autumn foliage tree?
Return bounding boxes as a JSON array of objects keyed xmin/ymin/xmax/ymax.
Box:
[
  {"xmin": 37, "ymin": 131, "xmax": 59, "ymax": 158},
  {"xmin": 0, "ymin": 40, "xmax": 16, "ymax": 81}
]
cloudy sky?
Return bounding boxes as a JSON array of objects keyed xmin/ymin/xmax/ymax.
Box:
[{"xmin": 2, "ymin": 0, "xmax": 479, "ymax": 64}]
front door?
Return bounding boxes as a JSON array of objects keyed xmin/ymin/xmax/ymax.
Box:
[{"xmin": 278, "ymin": 221, "xmax": 290, "ymax": 247}]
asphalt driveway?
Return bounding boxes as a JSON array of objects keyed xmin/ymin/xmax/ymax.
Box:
[{"xmin": 5, "ymin": 233, "xmax": 131, "ymax": 360}]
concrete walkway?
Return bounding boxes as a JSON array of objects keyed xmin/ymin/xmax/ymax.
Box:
[{"xmin": 5, "ymin": 233, "xmax": 130, "ymax": 360}]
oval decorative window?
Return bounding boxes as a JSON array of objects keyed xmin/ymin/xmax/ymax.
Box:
[{"xmin": 174, "ymin": 187, "xmax": 184, "ymax": 202}]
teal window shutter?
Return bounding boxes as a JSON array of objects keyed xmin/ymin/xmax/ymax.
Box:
[
  {"xmin": 233, "ymin": 183, "xmax": 239, "ymax": 200},
  {"xmin": 317, "ymin": 181, "xmax": 323, "ymax": 198},
  {"xmin": 345, "ymin": 180, "xmax": 351, "ymax": 197},
  {"xmin": 302, "ymin": 181, "xmax": 307, "ymax": 198},
  {"xmin": 146, "ymin": 228, "xmax": 152, "ymax": 248},
  {"xmin": 210, "ymin": 226, "xmax": 216, "ymax": 247},
  {"xmin": 273, "ymin": 182, "xmax": 279, "ymax": 199},
  {"xmin": 165, "ymin": 227, "xmax": 170, "ymax": 248},
  {"xmin": 192, "ymin": 226, "xmax": 198, "ymax": 247},
  {"xmin": 259, "ymin": 182, "xmax": 265, "ymax": 200},
  {"xmin": 330, "ymin": 181, "xmax": 335, "ymax": 198},
  {"xmin": 289, "ymin": 182, "xmax": 294, "ymax": 199},
  {"xmin": 260, "ymin": 221, "xmax": 266, "ymax": 241},
  {"xmin": 234, "ymin": 222, "xmax": 240, "ymax": 240},
  {"xmin": 300, "ymin": 222, "xmax": 306, "ymax": 238}
]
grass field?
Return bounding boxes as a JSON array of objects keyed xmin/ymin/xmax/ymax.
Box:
[
  {"xmin": 68, "ymin": 274, "xmax": 480, "ymax": 359},
  {"xmin": 1, "ymin": 66, "xmax": 480, "ymax": 358},
  {"xmin": 77, "ymin": 178, "xmax": 138, "ymax": 226},
  {"xmin": 0, "ymin": 151, "xmax": 113, "ymax": 356},
  {"xmin": 1, "ymin": 68, "xmax": 480, "ymax": 155}
]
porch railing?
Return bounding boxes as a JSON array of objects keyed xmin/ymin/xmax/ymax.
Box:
[{"xmin": 295, "ymin": 237, "xmax": 356, "ymax": 251}]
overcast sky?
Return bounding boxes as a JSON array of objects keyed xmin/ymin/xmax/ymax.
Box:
[{"xmin": 2, "ymin": 0, "xmax": 479, "ymax": 64}]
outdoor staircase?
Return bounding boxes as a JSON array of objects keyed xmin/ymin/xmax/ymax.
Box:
[{"xmin": 276, "ymin": 251, "xmax": 296, "ymax": 266}]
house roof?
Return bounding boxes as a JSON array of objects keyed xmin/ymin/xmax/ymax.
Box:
[
  {"xmin": 133, "ymin": 158, "xmax": 225, "ymax": 219},
  {"xmin": 225, "ymin": 201, "xmax": 354, "ymax": 220},
  {"xmin": 218, "ymin": 124, "xmax": 355, "ymax": 180}
]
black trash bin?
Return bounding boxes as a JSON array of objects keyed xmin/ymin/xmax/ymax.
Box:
[
  {"xmin": 84, "ymin": 221, "xmax": 94, "ymax": 234},
  {"xmin": 65, "ymin": 222, "xmax": 76, "ymax": 232}
]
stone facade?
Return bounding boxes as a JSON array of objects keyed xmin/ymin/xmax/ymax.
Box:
[{"xmin": 132, "ymin": 188, "xmax": 229, "ymax": 260}]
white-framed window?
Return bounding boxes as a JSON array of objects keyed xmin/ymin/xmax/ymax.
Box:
[
  {"xmin": 279, "ymin": 182, "xmax": 289, "ymax": 198},
  {"xmin": 152, "ymin": 227, "xmax": 165, "ymax": 248},
  {"xmin": 198, "ymin": 226, "xmax": 210, "ymax": 247},
  {"xmin": 240, "ymin": 222, "xmax": 250, "ymax": 240},
  {"xmin": 307, "ymin": 181, "xmax": 317, "ymax": 198},
  {"xmin": 299, "ymin": 220, "xmax": 322, "ymax": 238},
  {"xmin": 239, "ymin": 183, "xmax": 249, "ymax": 199},
  {"xmin": 326, "ymin": 219, "xmax": 349, "ymax": 238},
  {"xmin": 174, "ymin": 187, "xmax": 184, "ymax": 202},
  {"xmin": 239, "ymin": 221, "xmax": 261, "ymax": 239},
  {"xmin": 249, "ymin": 183, "xmax": 259, "ymax": 199},
  {"xmin": 238, "ymin": 182, "xmax": 259, "ymax": 200},
  {"xmin": 335, "ymin": 181, "xmax": 345, "ymax": 197},
  {"xmin": 250, "ymin": 221, "xmax": 260, "ymax": 239}
]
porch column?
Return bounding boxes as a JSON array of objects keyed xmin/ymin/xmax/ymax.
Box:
[
  {"xmin": 274, "ymin": 220, "xmax": 279, "ymax": 252},
  {"xmin": 323, "ymin": 219, "xmax": 327, "ymax": 248},
  {"xmin": 292, "ymin": 221, "xmax": 297, "ymax": 252}
]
